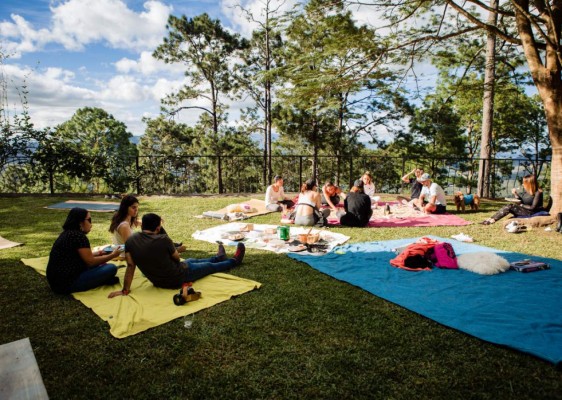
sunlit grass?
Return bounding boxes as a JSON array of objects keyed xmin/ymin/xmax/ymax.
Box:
[{"xmin": 0, "ymin": 195, "xmax": 560, "ymax": 399}]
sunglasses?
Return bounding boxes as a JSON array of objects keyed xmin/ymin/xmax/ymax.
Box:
[{"xmin": 85, "ymin": 217, "xmax": 92, "ymax": 223}]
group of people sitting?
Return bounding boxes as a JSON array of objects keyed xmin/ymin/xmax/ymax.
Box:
[
  {"xmin": 47, "ymin": 171, "xmax": 548, "ymax": 296},
  {"xmin": 265, "ymin": 169, "xmax": 449, "ymax": 227},
  {"xmin": 265, "ymin": 170, "xmax": 549, "ymax": 228},
  {"xmin": 46, "ymin": 195, "xmax": 246, "ymax": 296}
]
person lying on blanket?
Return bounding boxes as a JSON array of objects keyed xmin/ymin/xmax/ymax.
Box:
[
  {"xmin": 413, "ymin": 173, "xmax": 447, "ymax": 215},
  {"xmin": 108, "ymin": 213, "xmax": 246, "ymax": 297},
  {"xmin": 265, "ymin": 175, "xmax": 295, "ymax": 212},
  {"xmin": 47, "ymin": 208, "xmax": 121, "ymax": 295}
]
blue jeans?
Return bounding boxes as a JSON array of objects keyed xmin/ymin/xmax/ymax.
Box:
[
  {"xmin": 69, "ymin": 263, "xmax": 118, "ymax": 293},
  {"xmin": 181, "ymin": 256, "xmax": 235, "ymax": 282}
]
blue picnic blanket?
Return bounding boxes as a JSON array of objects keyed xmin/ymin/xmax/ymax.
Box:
[
  {"xmin": 46, "ymin": 201, "xmax": 119, "ymax": 212},
  {"xmin": 288, "ymin": 236, "xmax": 562, "ymax": 365}
]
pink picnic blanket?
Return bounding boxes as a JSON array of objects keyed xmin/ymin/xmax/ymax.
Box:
[{"xmin": 327, "ymin": 203, "xmax": 472, "ymax": 228}]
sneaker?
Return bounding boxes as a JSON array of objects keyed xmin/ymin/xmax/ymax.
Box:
[
  {"xmin": 556, "ymin": 212, "xmax": 562, "ymax": 232},
  {"xmin": 216, "ymin": 243, "xmax": 227, "ymax": 261},
  {"xmin": 232, "ymin": 243, "xmax": 246, "ymax": 266},
  {"xmin": 105, "ymin": 276, "xmax": 120, "ymax": 286}
]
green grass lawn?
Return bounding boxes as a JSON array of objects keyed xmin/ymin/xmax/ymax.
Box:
[{"xmin": 1, "ymin": 195, "xmax": 561, "ymax": 399}]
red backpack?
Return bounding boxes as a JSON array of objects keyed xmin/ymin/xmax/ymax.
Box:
[{"xmin": 390, "ymin": 237, "xmax": 440, "ymax": 271}]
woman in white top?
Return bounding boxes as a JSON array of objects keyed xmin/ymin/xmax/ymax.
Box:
[
  {"xmin": 109, "ymin": 195, "xmax": 140, "ymax": 246},
  {"xmin": 265, "ymin": 175, "xmax": 295, "ymax": 211},
  {"xmin": 293, "ymin": 179, "xmax": 330, "ymax": 226},
  {"xmin": 361, "ymin": 171, "xmax": 375, "ymax": 197}
]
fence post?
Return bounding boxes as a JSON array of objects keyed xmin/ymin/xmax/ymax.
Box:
[
  {"xmin": 299, "ymin": 156, "xmax": 303, "ymax": 191},
  {"xmin": 49, "ymin": 167, "xmax": 54, "ymax": 194},
  {"xmin": 135, "ymin": 155, "xmax": 141, "ymax": 194},
  {"xmin": 401, "ymin": 156, "xmax": 407, "ymax": 192},
  {"xmin": 349, "ymin": 156, "xmax": 353, "ymax": 188}
]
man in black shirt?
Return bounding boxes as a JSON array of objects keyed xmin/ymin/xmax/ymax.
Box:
[{"xmin": 108, "ymin": 213, "xmax": 245, "ymax": 297}]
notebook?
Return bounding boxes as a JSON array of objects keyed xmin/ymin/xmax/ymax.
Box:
[{"xmin": 509, "ymin": 259, "xmax": 550, "ymax": 272}]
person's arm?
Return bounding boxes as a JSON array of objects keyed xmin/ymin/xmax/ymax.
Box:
[
  {"xmin": 523, "ymin": 191, "xmax": 543, "ymax": 210},
  {"xmin": 402, "ymin": 168, "xmax": 416, "ymax": 183},
  {"xmin": 108, "ymin": 252, "xmax": 136, "ymax": 298},
  {"xmin": 322, "ymin": 186, "xmax": 337, "ymax": 210},
  {"xmin": 314, "ymin": 192, "xmax": 323, "ymax": 209},
  {"xmin": 279, "ymin": 186, "xmax": 286, "ymax": 201},
  {"xmin": 78, "ymin": 247, "xmax": 121, "ymax": 268},
  {"xmin": 338, "ymin": 188, "xmax": 346, "ymax": 200}
]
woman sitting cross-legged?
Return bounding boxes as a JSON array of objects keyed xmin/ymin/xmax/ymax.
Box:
[
  {"xmin": 293, "ymin": 178, "xmax": 331, "ymax": 226},
  {"xmin": 339, "ymin": 179, "xmax": 373, "ymax": 227},
  {"xmin": 265, "ymin": 175, "xmax": 295, "ymax": 212},
  {"xmin": 482, "ymin": 174, "xmax": 545, "ymax": 225},
  {"xmin": 46, "ymin": 208, "xmax": 121, "ymax": 295}
]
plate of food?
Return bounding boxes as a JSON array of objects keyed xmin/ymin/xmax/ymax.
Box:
[
  {"xmin": 504, "ymin": 197, "xmax": 521, "ymax": 203},
  {"xmin": 103, "ymin": 244, "xmax": 125, "ymax": 253},
  {"xmin": 224, "ymin": 232, "xmax": 245, "ymax": 241},
  {"xmin": 288, "ymin": 244, "xmax": 307, "ymax": 252}
]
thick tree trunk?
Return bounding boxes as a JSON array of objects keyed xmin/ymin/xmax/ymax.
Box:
[
  {"xmin": 513, "ymin": 1, "xmax": 562, "ymax": 214},
  {"xmin": 543, "ymin": 99, "xmax": 562, "ymax": 215},
  {"xmin": 477, "ymin": 0, "xmax": 497, "ymax": 198}
]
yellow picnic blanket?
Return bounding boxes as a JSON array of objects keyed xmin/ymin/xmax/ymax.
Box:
[
  {"xmin": 198, "ymin": 198, "xmax": 275, "ymax": 221},
  {"xmin": 21, "ymin": 257, "xmax": 261, "ymax": 339}
]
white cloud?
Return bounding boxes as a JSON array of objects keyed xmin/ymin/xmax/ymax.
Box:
[
  {"xmin": 0, "ymin": 14, "xmax": 53, "ymax": 57},
  {"xmin": 0, "ymin": 0, "xmax": 172, "ymax": 56},
  {"xmin": 114, "ymin": 51, "xmax": 185, "ymax": 75},
  {"xmin": 100, "ymin": 75, "xmax": 147, "ymax": 101},
  {"xmin": 50, "ymin": 0, "xmax": 171, "ymax": 51}
]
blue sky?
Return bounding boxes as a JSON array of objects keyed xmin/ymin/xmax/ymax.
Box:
[
  {"xmin": 0, "ymin": 0, "xmax": 428, "ymax": 138},
  {"xmin": 0, "ymin": 0, "xmax": 284, "ymax": 135}
]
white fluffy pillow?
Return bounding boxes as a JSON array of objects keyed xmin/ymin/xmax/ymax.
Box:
[{"xmin": 457, "ymin": 252, "xmax": 510, "ymax": 275}]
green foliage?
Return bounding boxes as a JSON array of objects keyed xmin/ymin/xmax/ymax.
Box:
[
  {"xmin": 153, "ymin": 13, "xmax": 246, "ymax": 123},
  {"xmin": 55, "ymin": 107, "xmax": 137, "ymax": 192},
  {"xmin": 0, "ymin": 51, "xmax": 35, "ymax": 170},
  {"xmin": 275, "ymin": 0, "xmax": 410, "ymax": 161}
]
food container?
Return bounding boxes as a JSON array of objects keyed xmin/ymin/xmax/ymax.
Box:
[
  {"xmin": 306, "ymin": 233, "xmax": 320, "ymax": 244},
  {"xmin": 277, "ymin": 225, "xmax": 290, "ymax": 241},
  {"xmin": 264, "ymin": 227, "xmax": 277, "ymax": 235},
  {"xmin": 227, "ymin": 233, "xmax": 245, "ymax": 241},
  {"xmin": 239, "ymin": 223, "xmax": 254, "ymax": 232},
  {"xmin": 297, "ymin": 232, "xmax": 320, "ymax": 244}
]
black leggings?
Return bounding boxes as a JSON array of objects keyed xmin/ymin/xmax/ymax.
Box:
[{"xmin": 491, "ymin": 204, "xmax": 533, "ymax": 221}]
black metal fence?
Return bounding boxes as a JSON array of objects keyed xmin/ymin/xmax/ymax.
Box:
[{"xmin": 0, "ymin": 154, "xmax": 551, "ymax": 198}]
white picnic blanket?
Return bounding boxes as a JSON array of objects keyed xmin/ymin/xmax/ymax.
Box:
[{"xmin": 192, "ymin": 222, "xmax": 350, "ymax": 255}]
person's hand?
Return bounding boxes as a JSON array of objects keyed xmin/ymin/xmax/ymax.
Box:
[
  {"xmin": 110, "ymin": 247, "xmax": 122, "ymax": 258},
  {"xmin": 177, "ymin": 245, "xmax": 186, "ymax": 253},
  {"xmin": 108, "ymin": 290, "xmax": 124, "ymax": 298},
  {"xmin": 511, "ymin": 188, "xmax": 518, "ymax": 196}
]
